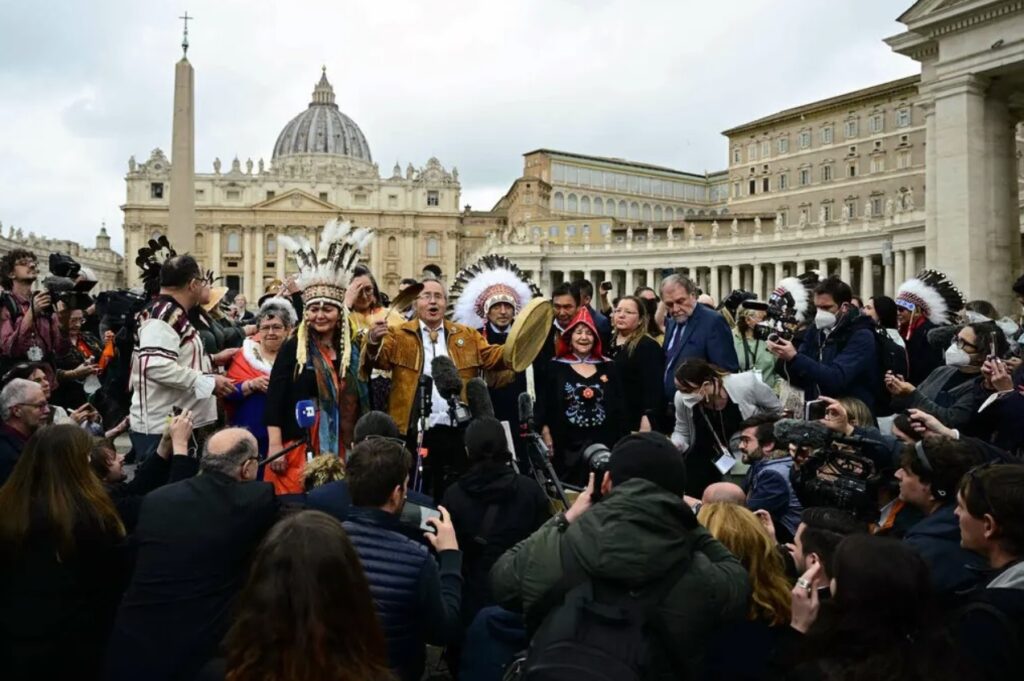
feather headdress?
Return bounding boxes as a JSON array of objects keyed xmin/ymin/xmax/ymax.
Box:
[
  {"xmin": 135, "ymin": 235, "xmax": 177, "ymax": 296},
  {"xmin": 447, "ymin": 255, "xmax": 541, "ymax": 328},
  {"xmin": 280, "ymin": 218, "xmax": 374, "ymax": 310},
  {"xmin": 896, "ymin": 269, "xmax": 964, "ymax": 326},
  {"xmin": 770, "ymin": 271, "xmax": 820, "ymax": 323},
  {"xmin": 282, "ymin": 218, "xmax": 374, "ymax": 380}
]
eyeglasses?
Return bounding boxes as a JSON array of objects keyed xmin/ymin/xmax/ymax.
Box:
[
  {"xmin": 16, "ymin": 400, "xmax": 48, "ymax": 411},
  {"xmin": 258, "ymin": 324, "xmax": 286, "ymax": 332},
  {"xmin": 417, "ymin": 293, "xmax": 445, "ymax": 302},
  {"xmin": 14, "ymin": 259, "xmax": 36, "ymax": 267},
  {"xmin": 955, "ymin": 337, "xmax": 979, "ymax": 351}
]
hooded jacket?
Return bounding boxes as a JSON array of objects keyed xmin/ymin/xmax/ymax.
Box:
[
  {"xmin": 784, "ymin": 307, "xmax": 880, "ymax": 410},
  {"xmin": 491, "ymin": 478, "xmax": 750, "ymax": 678},
  {"xmin": 903, "ymin": 503, "xmax": 986, "ymax": 597},
  {"xmin": 955, "ymin": 561, "xmax": 1024, "ymax": 681},
  {"xmin": 441, "ymin": 463, "xmax": 550, "ymax": 623}
]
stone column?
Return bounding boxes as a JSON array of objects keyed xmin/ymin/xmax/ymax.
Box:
[
  {"xmin": 646, "ymin": 267, "xmax": 657, "ymax": 290},
  {"xmin": 840, "ymin": 256, "xmax": 852, "ymax": 286},
  {"xmin": 753, "ymin": 263, "xmax": 764, "ymax": 300},
  {"xmin": 624, "ymin": 269, "xmax": 635, "ymax": 297},
  {"xmin": 922, "ymin": 100, "xmax": 938, "ymax": 266},
  {"xmin": 709, "ymin": 266, "xmax": 720, "ymax": 302},
  {"xmin": 242, "ymin": 227, "xmax": 253, "ymax": 300},
  {"xmin": 168, "ymin": 57, "xmax": 195, "ymax": 248},
  {"xmin": 883, "ymin": 257, "xmax": 895, "ymax": 297},
  {"xmin": 904, "ymin": 248, "xmax": 916, "ymax": 280},
  {"xmin": 930, "ymin": 74, "xmax": 1021, "ymax": 311},
  {"xmin": 276, "ymin": 229, "xmax": 285, "ymax": 280},
  {"xmin": 209, "ymin": 226, "xmax": 221, "ymax": 280},
  {"xmin": 730, "ymin": 264, "xmax": 741, "ymax": 292},
  {"xmin": 254, "ymin": 227, "xmax": 265, "ymax": 298},
  {"xmin": 124, "ymin": 227, "xmax": 139, "ymax": 287},
  {"xmin": 860, "ymin": 256, "xmax": 874, "ymax": 298},
  {"xmin": 893, "ymin": 250, "xmax": 906, "ymax": 290},
  {"xmin": 773, "ymin": 262, "xmax": 784, "ymax": 290}
]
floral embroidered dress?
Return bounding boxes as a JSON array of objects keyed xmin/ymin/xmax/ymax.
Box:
[{"xmin": 535, "ymin": 308, "xmax": 627, "ymax": 484}]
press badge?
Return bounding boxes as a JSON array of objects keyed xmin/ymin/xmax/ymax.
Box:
[{"xmin": 714, "ymin": 447, "xmax": 737, "ymax": 475}]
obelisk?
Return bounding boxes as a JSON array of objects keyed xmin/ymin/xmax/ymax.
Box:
[{"xmin": 168, "ymin": 13, "xmax": 195, "ymax": 249}]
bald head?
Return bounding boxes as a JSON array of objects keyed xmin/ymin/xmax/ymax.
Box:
[
  {"xmin": 200, "ymin": 427, "xmax": 259, "ymax": 480},
  {"xmin": 702, "ymin": 482, "xmax": 746, "ymax": 505}
]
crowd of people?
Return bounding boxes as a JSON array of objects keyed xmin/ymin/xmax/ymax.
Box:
[{"xmin": 1, "ymin": 224, "xmax": 1023, "ymax": 681}]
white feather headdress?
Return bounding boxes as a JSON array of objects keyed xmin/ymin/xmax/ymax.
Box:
[
  {"xmin": 770, "ymin": 271, "xmax": 820, "ymax": 323},
  {"xmin": 280, "ymin": 218, "xmax": 374, "ymax": 309},
  {"xmin": 448, "ymin": 255, "xmax": 541, "ymax": 328},
  {"xmin": 896, "ymin": 269, "xmax": 964, "ymax": 326}
]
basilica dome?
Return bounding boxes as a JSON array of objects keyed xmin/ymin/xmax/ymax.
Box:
[{"xmin": 271, "ymin": 69, "xmax": 372, "ymax": 163}]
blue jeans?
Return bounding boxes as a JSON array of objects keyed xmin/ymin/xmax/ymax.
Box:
[{"xmin": 129, "ymin": 431, "xmax": 164, "ymax": 464}]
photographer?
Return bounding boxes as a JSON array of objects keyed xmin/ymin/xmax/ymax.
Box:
[
  {"xmin": 0, "ymin": 249, "xmax": 68, "ymax": 376},
  {"xmin": 767, "ymin": 276, "xmax": 879, "ymax": 412},
  {"xmin": 886, "ymin": 321, "xmax": 1005, "ymax": 429},
  {"xmin": 491, "ymin": 432, "xmax": 750, "ymax": 680},
  {"xmin": 441, "ymin": 417, "xmax": 549, "ymax": 626},
  {"xmin": 341, "ymin": 437, "xmax": 464, "ymax": 681},
  {"xmin": 736, "ymin": 414, "xmax": 802, "ymax": 543}
]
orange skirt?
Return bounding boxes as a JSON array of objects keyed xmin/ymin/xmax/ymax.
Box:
[{"xmin": 262, "ymin": 441, "xmax": 310, "ymax": 495}]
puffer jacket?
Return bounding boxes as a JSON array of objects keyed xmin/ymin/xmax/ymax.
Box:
[
  {"xmin": 491, "ymin": 478, "xmax": 749, "ymax": 679},
  {"xmin": 361, "ymin": 319, "xmax": 507, "ymax": 434}
]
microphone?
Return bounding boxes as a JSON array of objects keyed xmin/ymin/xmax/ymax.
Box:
[
  {"xmin": 773, "ymin": 418, "xmax": 831, "ymax": 450},
  {"xmin": 518, "ymin": 392, "xmax": 534, "ymax": 427},
  {"xmin": 295, "ymin": 399, "xmax": 317, "ymax": 429},
  {"xmin": 431, "ymin": 355, "xmax": 463, "ymax": 399},
  {"xmin": 431, "ymin": 355, "xmax": 470, "ymax": 425},
  {"xmin": 260, "ymin": 400, "xmax": 319, "ymax": 467},
  {"xmin": 466, "ymin": 377, "xmax": 494, "ymax": 419}
]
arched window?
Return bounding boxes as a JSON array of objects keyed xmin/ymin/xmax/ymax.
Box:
[
  {"xmin": 426, "ymin": 236, "xmax": 440, "ymax": 258},
  {"xmin": 664, "ymin": 207, "xmax": 674, "ymax": 221},
  {"xmin": 194, "ymin": 233, "xmax": 205, "ymax": 252},
  {"xmin": 567, "ymin": 194, "xmax": 578, "ymax": 213},
  {"xmin": 266, "ymin": 233, "xmax": 276, "ymax": 254},
  {"xmin": 387, "ymin": 236, "xmax": 398, "ymax": 256},
  {"xmin": 618, "ymin": 200, "xmax": 627, "ymax": 217},
  {"xmin": 604, "ymin": 199, "xmax": 615, "ymax": 217},
  {"xmin": 629, "ymin": 202, "xmax": 640, "ymax": 219},
  {"xmin": 593, "ymin": 197, "xmax": 603, "ymax": 215},
  {"xmin": 553, "ymin": 192, "xmax": 565, "ymax": 211},
  {"xmin": 642, "ymin": 204, "xmax": 652, "ymax": 220},
  {"xmin": 227, "ymin": 231, "xmax": 241, "ymax": 252},
  {"xmin": 580, "ymin": 196, "xmax": 591, "ymax": 214},
  {"xmin": 654, "ymin": 206, "xmax": 663, "ymax": 221}
]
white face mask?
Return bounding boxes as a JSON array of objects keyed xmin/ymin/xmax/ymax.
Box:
[
  {"xmin": 814, "ymin": 309, "xmax": 838, "ymax": 330},
  {"xmin": 945, "ymin": 343, "xmax": 971, "ymax": 367},
  {"xmin": 680, "ymin": 392, "xmax": 703, "ymax": 409}
]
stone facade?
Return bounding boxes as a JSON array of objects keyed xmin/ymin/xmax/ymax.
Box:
[
  {"xmin": 0, "ymin": 223, "xmax": 124, "ymax": 292},
  {"xmin": 123, "ymin": 72, "xmax": 462, "ymax": 299}
]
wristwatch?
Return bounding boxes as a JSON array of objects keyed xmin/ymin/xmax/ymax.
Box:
[{"xmin": 553, "ymin": 512, "xmax": 571, "ymax": 533}]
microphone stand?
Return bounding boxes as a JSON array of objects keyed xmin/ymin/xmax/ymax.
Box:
[
  {"xmin": 413, "ymin": 376, "xmax": 432, "ymax": 493},
  {"xmin": 259, "ymin": 437, "xmax": 310, "ymax": 469},
  {"xmin": 519, "ymin": 421, "xmax": 569, "ymax": 510}
]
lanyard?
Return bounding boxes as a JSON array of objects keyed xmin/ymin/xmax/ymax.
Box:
[{"xmin": 699, "ymin": 405, "xmax": 730, "ymax": 453}]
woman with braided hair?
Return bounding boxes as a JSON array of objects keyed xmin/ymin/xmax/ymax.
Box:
[{"xmin": 263, "ymin": 220, "xmax": 374, "ymax": 495}]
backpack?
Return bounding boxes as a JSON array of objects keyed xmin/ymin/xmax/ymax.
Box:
[{"xmin": 508, "ymin": 542, "xmax": 687, "ymax": 681}]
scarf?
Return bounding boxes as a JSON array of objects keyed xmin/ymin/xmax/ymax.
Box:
[{"xmin": 308, "ymin": 337, "xmax": 342, "ymax": 457}]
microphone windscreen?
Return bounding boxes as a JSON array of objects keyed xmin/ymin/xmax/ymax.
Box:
[
  {"xmin": 431, "ymin": 355, "xmax": 463, "ymax": 399},
  {"xmin": 295, "ymin": 399, "xmax": 317, "ymax": 429},
  {"xmin": 773, "ymin": 418, "xmax": 831, "ymax": 449},
  {"xmin": 518, "ymin": 392, "xmax": 534, "ymax": 423},
  {"xmin": 466, "ymin": 377, "xmax": 495, "ymax": 419}
]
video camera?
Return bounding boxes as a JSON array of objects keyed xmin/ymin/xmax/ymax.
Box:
[
  {"xmin": 41, "ymin": 253, "xmax": 96, "ymax": 313},
  {"xmin": 95, "ymin": 289, "xmax": 148, "ymax": 332},
  {"xmin": 775, "ymin": 419, "xmax": 880, "ymax": 520}
]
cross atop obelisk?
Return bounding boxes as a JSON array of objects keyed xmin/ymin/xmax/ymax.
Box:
[{"xmin": 179, "ymin": 11, "xmax": 194, "ymax": 56}]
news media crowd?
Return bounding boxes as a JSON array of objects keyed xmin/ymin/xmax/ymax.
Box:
[{"xmin": 1, "ymin": 224, "xmax": 1023, "ymax": 681}]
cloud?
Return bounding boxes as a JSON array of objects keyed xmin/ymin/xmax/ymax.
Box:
[{"xmin": 0, "ymin": 0, "xmax": 917, "ymax": 253}]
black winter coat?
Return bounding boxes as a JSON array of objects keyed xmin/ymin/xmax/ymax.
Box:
[{"xmin": 441, "ymin": 463, "xmax": 550, "ymax": 623}]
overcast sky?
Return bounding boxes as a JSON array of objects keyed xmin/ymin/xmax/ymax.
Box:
[{"xmin": 0, "ymin": 0, "xmax": 919, "ymax": 253}]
